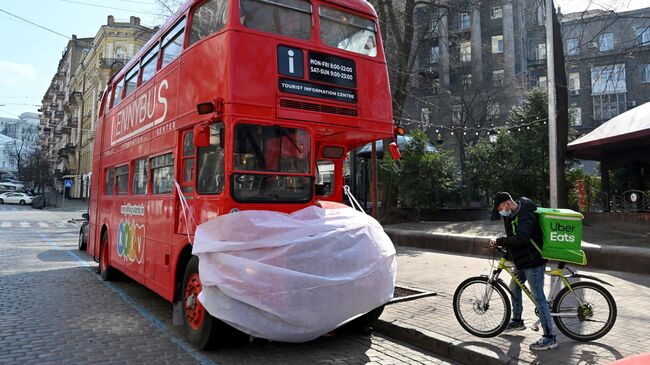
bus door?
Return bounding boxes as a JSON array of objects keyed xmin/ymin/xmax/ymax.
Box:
[{"xmin": 176, "ymin": 128, "xmax": 195, "ymax": 236}]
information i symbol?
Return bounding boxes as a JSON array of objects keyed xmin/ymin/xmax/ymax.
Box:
[{"xmin": 288, "ymin": 50, "xmax": 295, "ymax": 74}]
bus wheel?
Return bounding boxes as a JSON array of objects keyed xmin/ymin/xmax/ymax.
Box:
[
  {"xmin": 99, "ymin": 232, "xmax": 114, "ymax": 281},
  {"xmin": 183, "ymin": 256, "xmax": 224, "ymax": 349}
]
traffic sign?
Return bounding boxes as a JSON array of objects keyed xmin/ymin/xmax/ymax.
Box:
[{"xmin": 64, "ymin": 179, "xmax": 73, "ymax": 188}]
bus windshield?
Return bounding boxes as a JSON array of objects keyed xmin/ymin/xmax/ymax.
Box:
[
  {"xmin": 319, "ymin": 6, "xmax": 377, "ymax": 57},
  {"xmin": 232, "ymin": 123, "xmax": 312, "ymax": 202},
  {"xmin": 240, "ymin": 0, "xmax": 312, "ymax": 40}
]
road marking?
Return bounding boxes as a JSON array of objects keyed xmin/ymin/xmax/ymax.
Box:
[
  {"xmin": 55, "ymin": 223, "xmax": 67, "ymax": 228},
  {"xmin": 0, "ymin": 222, "xmax": 10, "ymax": 228},
  {"xmin": 38, "ymin": 233, "xmax": 221, "ymax": 365},
  {"xmin": 20, "ymin": 222, "xmax": 30, "ymax": 228},
  {"xmin": 38, "ymin": 222, "xmax": 49, "ymax": 228}
]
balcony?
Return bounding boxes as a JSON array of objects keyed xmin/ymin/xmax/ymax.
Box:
[
  {"xmin": 68, "ymin": 91, "xmax": 82, "ymax": 105},
  {"xmin": 50, "ymin": 102, "xmax": 58, "ymax": 108},
  {"xmin": 99, "ymin": 58, "xmax": 127, "ymax": 70},
  {"xmin": 67, "ymin": 116, "xmax": 79, "ymax": 128},
  {"xmin": 57, "ymin": 91, "xmax": 65, "ymax": 98}
]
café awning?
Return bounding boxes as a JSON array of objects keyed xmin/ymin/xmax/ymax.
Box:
[{"xmin": 567, "ymin": 101, "xmax": 650, "ymax": 162}]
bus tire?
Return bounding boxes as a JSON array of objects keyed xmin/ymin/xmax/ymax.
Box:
[
  {"xmin": 99, "ymin": 232, "xmax": 114, "ymax": 281},
  {"xmin": 182, "ymin": 256, "xmax": 225, "ymax": 349}
]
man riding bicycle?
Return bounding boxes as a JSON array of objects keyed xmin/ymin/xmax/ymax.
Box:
[{"xmin": 489, "ymin": 192, "xmax": 558, "ymax": 350}]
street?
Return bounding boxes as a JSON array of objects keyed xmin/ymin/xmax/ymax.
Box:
[{"xmin": 0, "ymin": 203, "xmax": 457, "ymax": 365}]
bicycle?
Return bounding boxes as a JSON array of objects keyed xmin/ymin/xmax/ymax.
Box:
[{"xmin": 453, "ymin": 246, "xmax": 617, "ymax": 341}]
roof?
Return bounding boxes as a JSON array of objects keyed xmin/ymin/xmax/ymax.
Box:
[{"xmin": 567, "ymin": 101, "xmax": 650, "ymax": 160}]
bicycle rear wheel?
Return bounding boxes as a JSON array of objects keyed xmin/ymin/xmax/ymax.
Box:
[
  {"xmin": 453, "ymin": 276, "xmax": 511, "ymax": 337},
  {"xmin": 552, "ymin": 281, "xmax": 617, "ymax": 341}
]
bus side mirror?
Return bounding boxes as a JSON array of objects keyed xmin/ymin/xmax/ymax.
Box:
[
  {"xmin": 388, "ymin": 142, "xmax": 401, "ymax": 160},
  {"xmin": 194, "ymin": 124, "xmax": 210, "ymax": 148}
]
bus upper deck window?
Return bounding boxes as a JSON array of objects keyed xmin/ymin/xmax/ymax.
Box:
[
  {"xmin": 113, "ymin": 78, "xmax": 124, "ymax": 107},
  {"xmin": 102, "ymin": 89, "xmax": 112, "ymax": 114},
  {"xmin": 124, "ymin": 66, "xmax": 139, "ymax": 98},
  {"xmin": 140, "ymin": 44, "xmax": 159, "ymax": 84},
  {"xmin": 189, "ymin": 0, "xmax": 229, "ymax": 46},
  {"xmin": 319, "ymin": 6, "xmax": 377, "ymax": 57},
  {"xmin": 161, "ymin": 18, "xmax": 186, "ymax": 68},
  {"xmin": 240, "ymin": 0, "xmax": 312, "ymax": 40}
]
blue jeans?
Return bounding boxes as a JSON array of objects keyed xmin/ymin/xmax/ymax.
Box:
[{"xmin": 509, "ymin": 265, "xmax": 554, "ymax": 336}]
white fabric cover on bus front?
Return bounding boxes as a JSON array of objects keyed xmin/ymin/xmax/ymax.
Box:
[{"xmin": 192, "ymin": 205, "xmax": 396, "ymax": 342}]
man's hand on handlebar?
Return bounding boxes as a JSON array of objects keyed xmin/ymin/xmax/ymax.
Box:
[{"xmin": 488, "ymin": 238, "xmax": 498, "ymax": 250}]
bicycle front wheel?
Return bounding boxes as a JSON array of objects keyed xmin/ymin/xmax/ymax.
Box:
[
  {"xmin": 552, "ymin": 281, "xmax": 617, "ymax": 341},
  {"xmin": 453, "ymin": 276, "xmax": 511, "ymax": 337}
]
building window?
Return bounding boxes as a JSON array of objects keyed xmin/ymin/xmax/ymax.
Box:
[
  {"xmin": 452, "ymin": 105, "xmax": 463, "ymax": 123},
  {"xmin": 420, "ymin": 107, "xmax": 430, "ymax": 126},
  {"xmin": 537, "ymin": 5, "xmax": 545, "ymax": 25},
  {"xmin": 462, "ymin": 73, "xmax": 472, "ymax": 87},
  {"xmin": 593, "ymin": 93, "xmax": 626, "ymax": 120},
  {"xmin": 460, "ymin": 13, "xmax": 471, "ymax": 29},
  {"xmin": 536, "ymin": 43, "xmax": 546, "ymax": 60},
  {"xmin": 566, "ymin": 38, "xmax": 579, "ymax": 55},
  {"xmin": 591, "ymin": 64, "xmax": 626, "ymax": 95},
  {"xmin": 490, "ymin": 6, "xmax": 503, "ymax": 19},
  {"xmin": 487, "ymin": 102, "xmax": 500, "ymax": 118},
  {"xmin": 569, "ymin": 72, "xmax": 580, "ymax": 93},
  {"xmin": 641, "ymin": 64, "xmax": 650, "ymax": 83},
  {"xmin": 491, "ymin": 35, "xmax": 504, "ymax": 54},
  {"xmin": 600, "ymin": 32, "xmax": 614, "ymax": 52},
  {"xmin": 570, "ymin": 106, "xmax": 582, "ymax": 126},
  {"xmin": 431, "ymin": 20, "xmax": 439, "ymax": 34},
  {"xmin": 460, "ymin": 41, "xmax": 471, "ymax": 62},
  {"xmin": 493, "ymin": 69, "xmax": 504, "ymax": 87},
  {"xmin": 538, "ymin": 76, "xmax": 547, "ymax": 90},
  {"xmin": 431, "ymin": 46, "xmax": 440, "ymax": 63},
  {"xmin": 636, "ymin": 27, "xmax": 650, "ymax": 45}
]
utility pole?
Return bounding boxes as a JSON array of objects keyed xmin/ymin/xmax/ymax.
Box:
[{"xmin": 545, "ymin": 0, "xmax": 559, "ymax": 208}]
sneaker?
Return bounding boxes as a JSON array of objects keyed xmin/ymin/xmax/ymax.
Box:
[
  {"xmin": 503, "ymin": 320, "xmax": 525, "ymax": 332},
  {"xmin": 530, "ymin": 335, "xmax": 558, "ymax": 350}
]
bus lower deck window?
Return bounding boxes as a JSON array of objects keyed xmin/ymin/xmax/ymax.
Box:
[{"xmin": 151, "ymin": 153, "xmax": 174, "ymax": 194}]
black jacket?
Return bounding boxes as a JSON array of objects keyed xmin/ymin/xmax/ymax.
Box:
[{"xmin": 496, "ymin": 197, "xmax": 547, "ymax": 269}]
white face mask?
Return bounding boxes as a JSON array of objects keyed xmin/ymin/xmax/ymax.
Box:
[{"xmin": 499, "ymin": 209, "xmax": 512, "ymax": 217}]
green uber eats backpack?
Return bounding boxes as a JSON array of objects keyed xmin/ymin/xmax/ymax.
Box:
[{"xmin": 513, "ymin": 208, "xmax": 587, "ymax": 266}]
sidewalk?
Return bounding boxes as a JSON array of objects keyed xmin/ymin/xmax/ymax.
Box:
[
  {"xmin": 376, "ymin": 247, "xmax": 650, "ymax": 365},
  {"xmin": 384, "ymin": 221, "xmax": 650, "ymax": 275}
]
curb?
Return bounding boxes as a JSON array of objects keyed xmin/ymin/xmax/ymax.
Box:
[
  {"xmin": 385, "ymin": 228, "xmax": 650, "ymax": 276},
  {"xmin": 374, "ymin": 319, "xmax": 519, "ymax": 365}
]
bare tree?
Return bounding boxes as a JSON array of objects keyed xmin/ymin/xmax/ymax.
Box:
[{"xmin": 155, "ymin": 0, "xmax": 185, "ymax": 21}]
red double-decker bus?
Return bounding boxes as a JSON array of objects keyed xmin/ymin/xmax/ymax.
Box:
[{"xmin": 87, "ymin": 0, "xmax": 394, "ymax": 348}]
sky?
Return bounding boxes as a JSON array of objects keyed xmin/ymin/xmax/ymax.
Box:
[
  {"xmin": 0, "ymin": 0, "xmax": 163, "ymax": 119},
  {"xmin": 1, "ymin": 0, "xmax": 650, "ymax": 119}
]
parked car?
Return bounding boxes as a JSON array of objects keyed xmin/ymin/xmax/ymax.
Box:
[
  {"xmin": 0, "ymin": 192, "xmax": 34, "ymax": 205},
  {"xmin": 78, "ymin": 213, "xmax": 89, "ymax": 251}
]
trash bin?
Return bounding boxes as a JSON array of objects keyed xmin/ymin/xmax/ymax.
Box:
[{"xmin": 32, "ymin": 196, "xmax": 44, "ymax": 209}]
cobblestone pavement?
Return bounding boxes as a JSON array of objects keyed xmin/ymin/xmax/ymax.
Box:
[
  {"xmin": 0, "ymin": 205, "xmax": 458, "ymax": 365},
  {"xmin": 381, "ymin": 247, "xmax": 650, "ymax": 364}
]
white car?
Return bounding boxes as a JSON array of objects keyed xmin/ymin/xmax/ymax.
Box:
[{"xmin": 0, "ymin": 192, "xmax": 34, "ymax": 205}]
